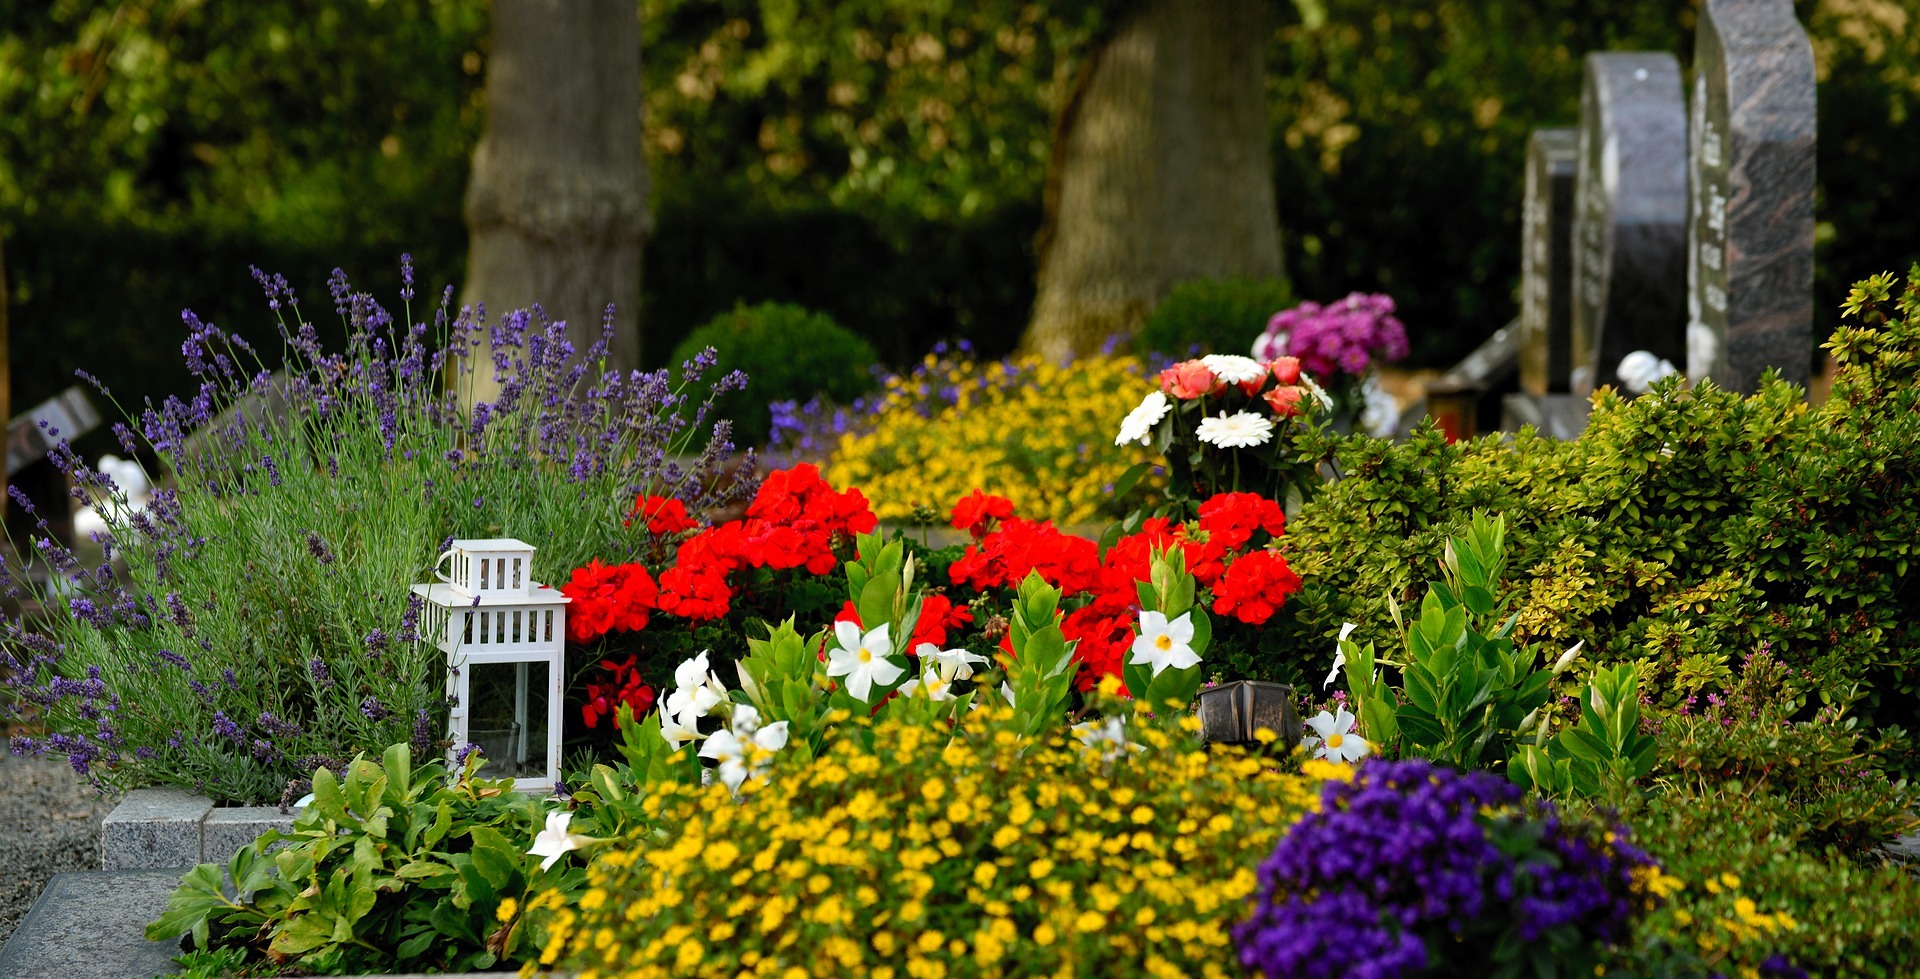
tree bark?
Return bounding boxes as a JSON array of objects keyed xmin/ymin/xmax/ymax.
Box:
[
  {"xmin": 1025, "ymin": 0, "xmax": 1283, "ymax": 362},
  {"xmin": 461, "ymin": 0, "xmax": 646, "ymax": 402}
]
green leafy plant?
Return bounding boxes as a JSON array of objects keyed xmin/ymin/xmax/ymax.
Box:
[
  {"xmin": 1000, "ymin": 571, "xmax": 1079, "ymax": 738},
  {"xmin": 669, "ymin": 301, "xmax": 879, "ymax": 448},
  {"xmin": 1511, "ymin": 663, "xmax": 1657, "ymax": 802},
  {"xmin": 1121, "ymin": 548, "xmax": 1211, "ymax": 710},
  {"xmin": 147, "ymin": 745, "xmax": 561, "ymax": 975},
  {"xmin": 1340, "ymin": 513, "xmax": 1555, "ymax": 773},
  {"xmin": 1133, "ymin": 276, "xmax": 1293, "ymax": 358}
]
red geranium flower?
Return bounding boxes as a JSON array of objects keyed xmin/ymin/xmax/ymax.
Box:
[
  {"xmin": 950, "ymin": 490, "xmax": 1016, "ymax": 539},
  {"xmin": 1211, "ymin": 549, "xmax": 1303, "ymax": 626},
  {"xmin": 561, "ymin": 560, "xmax": 658, "ymax": 643},
  {"xmin": 626, "ymin": 494, "xmax": 696, "ymax": 535}
]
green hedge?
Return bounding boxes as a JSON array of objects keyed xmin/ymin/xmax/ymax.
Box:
[{"xmin": 1276, "ymin": 268, "xmax": 1920, "ymax": 739}]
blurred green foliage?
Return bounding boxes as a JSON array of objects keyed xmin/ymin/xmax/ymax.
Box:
[
  {"xmin": 668, "ymin": 301, "xmax": 878, "ymax": 448},
  {"xmin": 3, "ymin": 0, "xmax": 1916, "ymax": 429},
  {"xmin": 1133, "ymin": 276, "xmax": 1293, "ymax": 358}
]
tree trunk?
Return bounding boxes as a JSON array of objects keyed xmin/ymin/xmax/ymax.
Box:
[
  {"xmin": 461, "ymin": 0, "xmax": 646, "ymax": 402},
  {"xmin": 1025, "ymin": 0, "xmax": 1282, "ymax": 361}
]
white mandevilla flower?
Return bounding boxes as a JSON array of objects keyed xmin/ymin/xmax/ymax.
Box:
[
  {"xmin": 1195, "ymin": 411, "xmax": 1274, "ymax": 449},
  {"xmin": 699, "ymin": 704, "xmax": 791, "ymax": 791},
  {"xmin": 1072, "ymin": 715, "xmax": 1142, "ymax": 760},
  {"xmin": 1200, "ymin": 354, "xmax": 1267, "ymax": 385},
  {"xmin": 664, "ymin": 650, "xmax": 728, "ymax": 720},
  {"xmin": 1323, "ymin": 622, "xmax": 1359, "ymax": 689},
  {"xmin": 1129, "ymin": 610, "xmax": 1200, "ymax": 676},
  {"xmin": 528, "ymin": 810, "xmax": 594, "ymax": 871},
  {"xmin": 1303, "ymin": 707, "xmax": 1371, "ymax": 763},
  {"xmin": 916, "ymin": 642, "xmax": 989, "ymax": 683},
  {"xmin": 658, "ymin": 709, "xmax": 705, "ymax": 751},
  {"xmin": 826, "ymin": 620, "xmax": 904, "ymax": 703},
  {"xmin": 1114, "ymin": 390, "xmax": 1172, "ymax": 447}
]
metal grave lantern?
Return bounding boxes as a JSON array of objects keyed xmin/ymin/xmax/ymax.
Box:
[
  {"xmin": 1196, "ymin": 680, "xmax": 1302, "ymax": 751},
  {"xmin": 413, "ymin": 538, "xmax": 569, "ymax": 791}
]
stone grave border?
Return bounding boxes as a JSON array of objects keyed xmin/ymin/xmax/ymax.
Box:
[{"xmin": 100, "ymin": 788, "xmax": 297, "ymax": 871}]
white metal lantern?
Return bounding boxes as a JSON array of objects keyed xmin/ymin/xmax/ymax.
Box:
[{"xmin": 412, "ymin": 538, "xmax": 570, "ymax": 791}]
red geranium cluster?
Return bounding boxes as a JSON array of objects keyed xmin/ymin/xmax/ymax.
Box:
[
  {"xmin": 949, "ymin": 490, "xmax": 1302, "ymax": 692},
  {"xmin": 561, "ymin": 559, "xmax": 659, "ymax": 643},
  {"xmin": 655, "ymin": 464, "xmax": 878, "ymax": 623},
  {"xmin": 625, "ymin": 494, "xmax": 696, "ymax": 535},
  {"xmin": 581, "ymin": 654, "xmax": 656, "ymax": 729},
  {"xmin": 948, "ymin": 495, "xmax": 1101, "ymax": 595}
]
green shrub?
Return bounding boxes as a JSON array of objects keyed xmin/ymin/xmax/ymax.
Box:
[
  {"xmin": 669, "ymin": 302, "xmax": 879, "ymax": 449},
  {"xmin": 1616, "ymin": 785, "xmax": 1920, "ymax": 978},
  {"xmin": 1282, "ymin": 268, "xmax": 1920, "ymax": 745},
  {"xmin": 1133, "ymin": 276, "xmax": 1292, "ymax": 359}
]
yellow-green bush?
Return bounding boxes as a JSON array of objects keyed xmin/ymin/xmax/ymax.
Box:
[
  {"xmin": 825, "ymin": 353, "xmax": 1161, "ymax": 527},
  {"xmin": 530, "ymin": 705, "xmax": 1333, "ymax": 978},
  {"xmin": 1276, "ymin": 269, "xmax": 1920, "ymax": 731}
]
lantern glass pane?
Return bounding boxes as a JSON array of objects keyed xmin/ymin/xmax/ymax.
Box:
[{"xmin": 465, "ymin": 660, "xmax": 550, "ymax": 780}]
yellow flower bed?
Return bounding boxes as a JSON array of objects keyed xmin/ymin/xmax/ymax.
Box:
[
  {"xmin": 825, "ymin": 353, "xmax": 1162, "ymax": 526},
  {"xmin": 531, "ymin": 705, "xmax": 1333, "ymax": 978}
]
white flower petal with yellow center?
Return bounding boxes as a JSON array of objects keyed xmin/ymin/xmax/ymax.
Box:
[
  {"xmin": 1200, "ymin": 354, "xmax": 1266, "ymax": 384},
  {"xmin": 1195, "ymin": 411, "xmax": 1274, "ymax": 449},
  {"xmin": 1114, "ymin": 391, "xmax": 1172, "ymax": 446},
  {"xmin": 826, "ymin": 620, "xmax": 902, "ymax": 703},
  {"xmin": 1129, "ymin": 610, "xmax": 1199, "ymax": 676},
  {"xmin": 1303, "ymin": 707, "xmax": 1371, "ymax": 763},
  {"xmin": 528, "ymin": 811, "xmax": 593, "ymax": 871}
]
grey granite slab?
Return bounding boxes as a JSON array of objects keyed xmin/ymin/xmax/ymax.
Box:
[
  {"xmin": 1569, "ymin": 52, "xmax": 1689, "ymax": 395},
  {"xmin": 200, "ymin": 806, "xmax": 297, "ymax": 868},
  {"xmin": 0, "ymin": 870, "xmax": 184, "ymax": 978},
  {"xmin": 1686, "ymin": 0, "xmax": 1817, "ymax": 393},
  {"xmin": 99, "ymin": 788, "xmax": 211, "ymax": 871},
  {"xmin": 1519, "ymin": 128, "xmax": 1579, "ymax": 396}
]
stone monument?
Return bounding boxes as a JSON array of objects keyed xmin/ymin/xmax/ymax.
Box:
[
  {"xmin": 1569, "ymin": 53, "xmax": 1689, "ymax": 395},
  {"xmin": 1687, "ymin": 0, "xmax": 1817, "ymax": 393},
  {"xmin": 1519, "ymin": 129, "xmax": 1578, "ymax": 396}
]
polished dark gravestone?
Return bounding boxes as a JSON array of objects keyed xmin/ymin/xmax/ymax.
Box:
[
  {"xmin": 1519, "ymin": 129, "xmax": 1579, "ymax": 397},
  {"xmin": 1569, "ymin": 53, "xmax": 1689, "ymax": 396},
  {"xmin": 1686, "ymin": 0, "xmax": 1816, "ymax": 393}
]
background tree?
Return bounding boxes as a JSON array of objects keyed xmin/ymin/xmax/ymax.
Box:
[
  {"xmin": 461, "ymin": 0, "xmax": 647, "ymax": 394},
  {"xmin": 1023, "ymin": 0, "xmax": 1283, "ymax": 361}
]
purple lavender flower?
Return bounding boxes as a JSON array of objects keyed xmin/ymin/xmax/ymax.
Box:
[
  {"xmin": 410, "ymin": 709, "xmax": 434, "ymax": 757},
  {"xmin": 359, "ymin": 696, "xmax": 391, "ymax": 722}
]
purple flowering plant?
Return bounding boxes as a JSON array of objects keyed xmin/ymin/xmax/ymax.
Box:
[
  {"xmin": 1253, "ymin": 292, "xmax": 1408, "ymax": 430},
  {"xmin": 1234, "ymin": 758, "xmax": 1662, "ymax": 979},
  {"xmin": 2, "ymin": 259, "xmax": 751, "ymax": 803}
]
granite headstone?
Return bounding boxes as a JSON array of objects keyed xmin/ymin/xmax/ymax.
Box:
[
  {"xmin": 1569, "ymin": 53, "xmax": 1689, "ymax": 395},
  {"xmin": 1686, "ymin": 0, "xmax": 1817, "ymax": 393},
  {"xmin": 1519, "ymin": 129, "xmax": 1579, "ymax": 396}
]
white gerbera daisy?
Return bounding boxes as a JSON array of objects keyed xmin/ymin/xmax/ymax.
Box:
[
  {"xmin": 1114, "ymin": 391, "xmax": 1172, "ymax": 447},
  {"xmin": 1200, "ymin": 354, "xmax": 1266, "ymax": 384},
  {"xmin": 1195, "ymin": 411, "xmax": 1274, "ymax": 449}
]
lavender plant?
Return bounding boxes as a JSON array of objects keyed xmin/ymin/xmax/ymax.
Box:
[
  {"xmin": 1235, "ymin": 759, "xmax": 1660, "ymax": 979},
  {"xmin": 2, "ymin": 259, "xmax": 751, "ymax": 803}
]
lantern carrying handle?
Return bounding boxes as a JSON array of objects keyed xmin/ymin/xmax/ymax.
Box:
[{"xmin": 433, "ymin": 548, "xmax": 456, "ymax": 585}]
